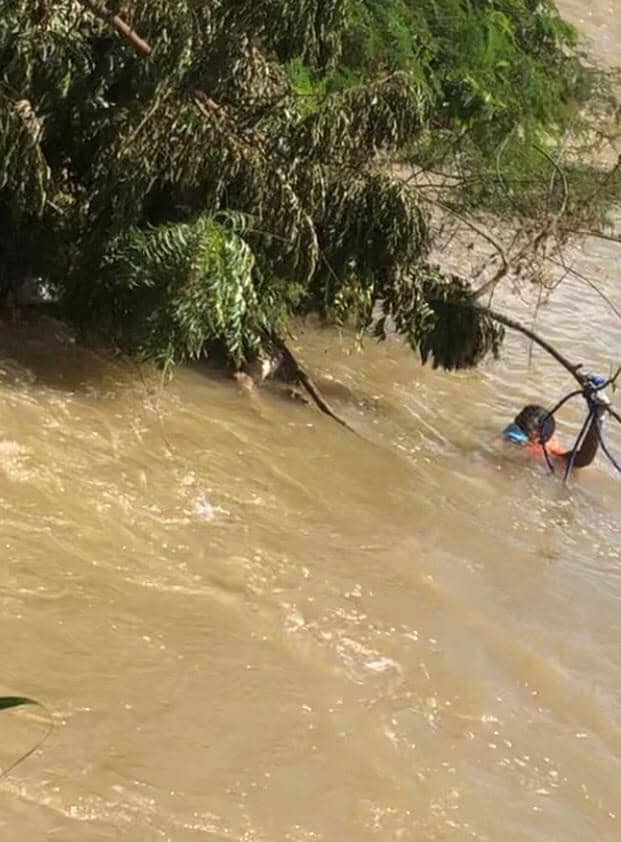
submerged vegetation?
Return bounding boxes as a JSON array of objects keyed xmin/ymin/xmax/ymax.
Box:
[
  {"xmin": 0, "ymin": 0, "xmax": 618, "ymax": 373},
  {"xmin": 0, "ymin": 695, "xmax": 50, "ymax": 777}
]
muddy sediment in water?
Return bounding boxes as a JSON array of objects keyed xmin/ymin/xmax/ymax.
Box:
[{"xmin": 1, "ymin": 3, "xmax": 620, "ymax": 840}]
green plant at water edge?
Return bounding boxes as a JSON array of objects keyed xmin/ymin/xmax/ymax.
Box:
[
  {"xmin": 0, "ymin": 0, "xmax": 617, "ymax": 371},
  {"xmin": 94, "ymin": 212, "xmax": 303, "ymax": 372}
]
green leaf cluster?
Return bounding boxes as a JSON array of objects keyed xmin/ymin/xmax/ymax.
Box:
[
  {"xmin": 93, "ymin": 213, "xmax": 300, "ymax": 371},
  {"xmin": 339, "ymin": 0, "xmax": 594, "ymax": 136}
]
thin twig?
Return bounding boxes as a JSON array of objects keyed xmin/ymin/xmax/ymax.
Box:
[
  {"xmin": 566, "ymin": 229, "xmax": 621, "ymax": 245},
  {"xmin": 604, "ymin": 404, "xmax": 621, "ymax": 425},
  {"xmin": 527, "ymin": 282, "xmax": 545, "ymax": 370},
  {"xmin": 426, "ymin": 197, "xmax": 509, "ymax": 272},
  {"xmin": 604, "ymin": 365, "xmax": 621, "ymax": 389},
  {"xmin": 495, "ymin": 130, "xmax": 522, "ymax": 217},
  {"xmin": 415, "ymin": 193, "xmax": 512, "ymax": 300},
  {"xmin": 473, "ymin": 260, "xmax": 513, "ymax": 301},
  {"xmin": 546, "ymin": 256, "xmax": 621, "ymax": 321},
  {"xmin": 535, "ymin": 143, "xmax": 569, "ymax": 223}
]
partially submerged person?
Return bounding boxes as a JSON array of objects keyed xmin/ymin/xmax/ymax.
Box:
[{"xmin": 503, "ymin": 386, "xmax": 610, "ymax": 472}]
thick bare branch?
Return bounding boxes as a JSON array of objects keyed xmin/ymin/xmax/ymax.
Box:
[
  {"xmin": 271, "ymin": 337, "xmax": 358, "ymax": 434},
  {"xmin": 77, "ymin": 0, "xmax": 153, "ymax": 57},
  {"xmin": 477, "ymin": 305, "xmax": 584, "ymax": 383},
  {"xmin": 476, "ymin": 304, "xmax": 621, "ymax": 426}
]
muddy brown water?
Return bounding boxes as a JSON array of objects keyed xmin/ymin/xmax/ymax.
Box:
[{"xmin": 1, "ymin": 6, "xmax": 620, "ymax": 841}]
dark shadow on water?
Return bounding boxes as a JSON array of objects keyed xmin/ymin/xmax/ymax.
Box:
[
  {"xmin": 0, "ymin": 315, "xmax": 127, "ymax": 393},
  {"xmin": 0, "ymin": 315, "xmax": 288, "ymax": 399},
  {"xmin": 186, "ymin": 354, "xmax": 237, "ymax": 384}
]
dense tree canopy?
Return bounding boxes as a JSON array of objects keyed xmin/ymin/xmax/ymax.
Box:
[{"xmin": 0, "ymin": 0, "xmax": 617, "ymax": 372}]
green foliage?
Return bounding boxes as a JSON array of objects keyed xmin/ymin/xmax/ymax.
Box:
[
  {"xmin": 311, "ymin": 173, "xmax": 428, "ymax": 324},
  {"xmin": 0, "ymin": 93, "xmax": 49, "ymax": 214},
  {"xmin": 90, "ymin": 213, "xmax": 298, "ymax": 370},
  {"xmin": 340, "ymin": 0, "xmax": 595, "ymax": 139},
  {"xmin": 0, "ymin": 696, "xmax": 38, "ymax": 711},
  {"xmin": 373, "ymin": 265, "xmax": 504, "ymax": 369},
  {"xmin": 336, "ymin": 0, "xmax": 616, "ymax": 225},
  {"xmin": 0, "ymin": 0, "xmax": 615, "ymax": 372},
  {"xmin": 414, "ymin": 271, "xmax": 505, "ymax": 370}
]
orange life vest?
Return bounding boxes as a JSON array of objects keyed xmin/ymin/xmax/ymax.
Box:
[{"xmin": 525, "ymin": 438, "xmax": 566, "ymax": 460}]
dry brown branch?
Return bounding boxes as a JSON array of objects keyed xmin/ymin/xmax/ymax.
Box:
[
  {"xmin": 271, "ymin": 337, "xmax": 358, "ymax": 434},
  {"xmin": 77, "ymin": 0, "xmax": 152, "ymax": 57}
]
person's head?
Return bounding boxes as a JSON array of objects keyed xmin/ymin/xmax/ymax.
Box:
[{"xmin": 504, "ymin": 404, "xmax": 555, "ymax": 445}]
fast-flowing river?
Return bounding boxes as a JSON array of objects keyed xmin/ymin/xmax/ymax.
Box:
[{"xmin": 1, "ymin": 4, "xmax": 620, "ymax": 840}]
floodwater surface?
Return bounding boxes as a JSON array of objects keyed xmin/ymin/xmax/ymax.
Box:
[{"xmin": 1, "ymin": 4, "xmax": 620, "ymax": 840}]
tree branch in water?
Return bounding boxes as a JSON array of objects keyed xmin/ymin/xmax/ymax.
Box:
[
  {"xmin": 476, "ymin": 305, "xmax": 583, "ymax": 382},
  {"xmin": 270, "ymin": 336, "xmax": 358, "ymax": 434},
  {"xmin": 474, "ymin": 305, "xmax": 621, "ymax": 426}
]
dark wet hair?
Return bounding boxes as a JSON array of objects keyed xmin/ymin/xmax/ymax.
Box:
[{"xmin": 514, "ymin": 404, "xmax": 556, "ymax": 444}]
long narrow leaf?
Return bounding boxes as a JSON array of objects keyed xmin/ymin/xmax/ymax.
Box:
[
  {"xmin": 0, "ymin": 696, "xmax": 38, "ymax": 711},
  {"xmin": 0, "ymin": 696, "xmax": 52, "ymax": 778}
]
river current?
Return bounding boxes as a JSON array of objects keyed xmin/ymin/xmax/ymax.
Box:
[{"xmin": 1, "ymin": 4, "xmax": 620, "ymax": 840}]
